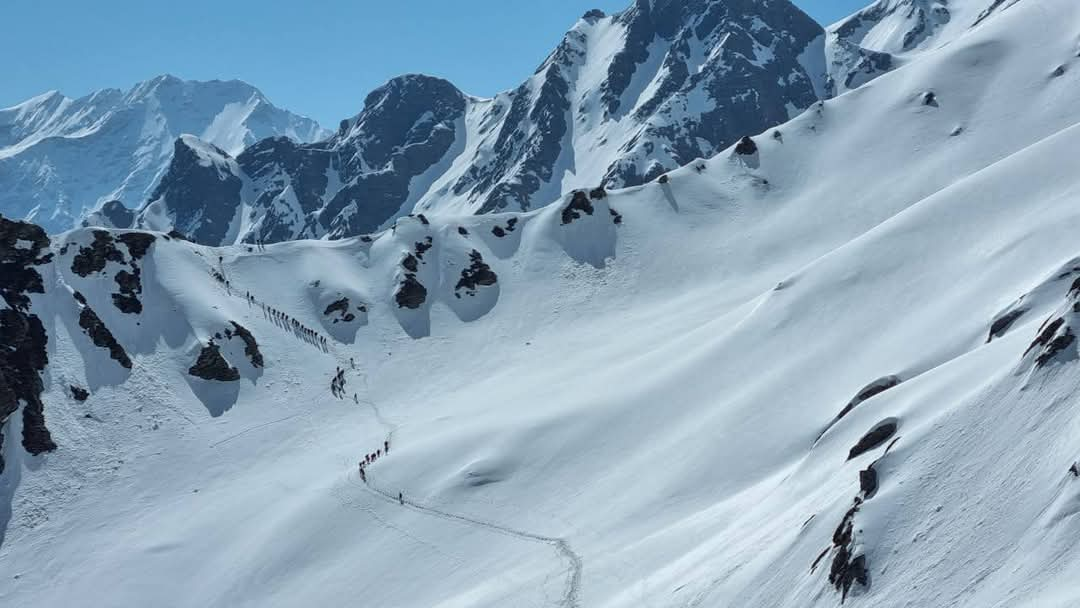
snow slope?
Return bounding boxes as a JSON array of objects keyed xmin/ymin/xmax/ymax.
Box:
[
  {"xmin": 4, "ymin": 0, "xmax": 1080, "ymax": 606},
  {"xmin": 0, "ymin": 75, "xmax": 328, "ymax": 233}
]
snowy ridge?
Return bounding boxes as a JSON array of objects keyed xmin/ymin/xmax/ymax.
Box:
[
  {"xmin": 0, "ymin": 75, "xmax": 328, "ymax": 233},
  {"xmin": 139, "ymin": 0, "xmax": 826, "ymax": 245},
  {"xmin": 5, "ymin": 0, "xmax": 1080, "ymax": 606}
]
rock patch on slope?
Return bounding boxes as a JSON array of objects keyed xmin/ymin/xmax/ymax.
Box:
[
  {"xmin": 0, "ymin": 217, "xmax": 57, "ymax": 471},
  {"xmin": 455, "ymin": 250, "xmax": 498, "ymax": 297},
  {"xmin": 188, "ymin": 341, "xmax": 240, "ymax": 382}
]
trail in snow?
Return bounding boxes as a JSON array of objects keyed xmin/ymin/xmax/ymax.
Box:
[
  {"xmin": 209, "ymin": 413, "xmax": 306, "ymax": 448},
  {"xmin": 224, "ymin": 266, "xmax": 584, "ymax": 607}
]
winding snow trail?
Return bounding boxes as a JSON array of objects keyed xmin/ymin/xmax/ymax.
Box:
[{"xmin": 228, "ymin": 278, "xmax": 584, "ymax": 606}]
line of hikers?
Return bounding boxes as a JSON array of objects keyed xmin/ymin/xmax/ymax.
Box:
[
  {"xmin": 253, "ymin": 297, "xmax": 329, "ymax": 351},
  {"xmin": 358, "ymin": 439, "xmax": 391, "ymax": 482}
]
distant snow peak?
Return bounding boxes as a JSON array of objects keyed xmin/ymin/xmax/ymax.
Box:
[{"xmin": 0, "ymin": 75, "xmax": 328, "ymax": 234}]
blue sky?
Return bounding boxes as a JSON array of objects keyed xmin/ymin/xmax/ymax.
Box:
[{"xmin": 0, "ymin": 0, "xmax": 868, "ymax": 127}]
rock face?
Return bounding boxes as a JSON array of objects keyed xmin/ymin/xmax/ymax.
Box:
[
  {"xmin": 69, "ymin": 230, "xmax": 154, "ymax": 314},
  {"xmin": 188, "ymin": 342, "xmax": 240, "ymax": 382},
  {"xmin": 226, "ymin": 322, "xmax": 264, "ymax": 368},
  {"xmin": 0, "ymin": 217, "xmax": 56, "ymax": 472},
  {"xmin": 137, "ymin": 0, "xmax": 828, "ymax": 245},
  {"xmin": 455, "ymin": 250, "xmax": 498, "ymax": 296},
  {"xmin": 77, "ymin": 303, "xmax": 133, "ymax": 369},
  {"xmin": 395, "ymin": 275, "xmax": 428, "ymax": 310},
  {"xmin": 138, "ymin": 136, "xmax": 245, "ymax": 246},
  {"xmin": 0, "ymin": 75, "xmax": 327, "ymax": 233}
]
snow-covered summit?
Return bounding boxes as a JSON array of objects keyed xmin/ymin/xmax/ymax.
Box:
[
  {"xmin": 0, "ymin": 75, "xmax": 328, "ymax": 233},
  {"xmin": 139, "ymin": 0, "xmax": 826, "ymax": 245}
]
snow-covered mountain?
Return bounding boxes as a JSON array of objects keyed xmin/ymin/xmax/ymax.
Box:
[
  {"xmin": 825, "ymin": 0, "xmax": 1024, "ymax": 94},
  {"xmin": 0, "ymin": 75, "xmax": 328, "ymax": 233},
  {"xmin": 139, "ymin": 0, "xmax": 827, "ymax": 245},
  {"xmin": 4, "ymin": 0, "xmax": 1080, "ymax": 606}
]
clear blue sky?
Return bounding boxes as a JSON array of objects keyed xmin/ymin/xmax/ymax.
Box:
[{"xmin": 0, "ymin": 0, "xmax": 868, "ymax": 127}]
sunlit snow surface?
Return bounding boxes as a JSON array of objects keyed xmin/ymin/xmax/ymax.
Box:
[{"xmin": 4, "ymin": 0, "xmax": 1080, "ymax": 606}]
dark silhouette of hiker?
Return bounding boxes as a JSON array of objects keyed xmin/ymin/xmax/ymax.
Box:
[
  {"xmin": 384, "ymin": 440, "xmax": 389, "ymax": 453},
  {"xmin": 399, "ymin": 492, "xmax": 404, "ymax": 506},
  {"xmin": 1070, "ymin": 463, "xmax": 1079, "ymax": 477},
  {"xmin": 377, "ymin": 449, "xmax": 382, "ymax": 458}
]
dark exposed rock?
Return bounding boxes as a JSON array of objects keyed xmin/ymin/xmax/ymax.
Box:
[
  {"xmin": 589, "ymin": 186, "xmax": 607, "ymax": 200},
  {"xmin": 414, "ymin": 237, "xmax": 433, "ymax": 260},
  {"xmin": 987, "ymin": 308, "xmax": 1027, "ymax": 343},
  {"xmin": 146, "ymin": 136, "xmax": 244, "ymax": 246},
  {"xmin": 827, "ymin": 498, "xmax": 869, "ymax": 601},
  {"xmin": 166, "ymin": 229, "xmax": 189, "ymax": 241},
  {"xmin": 657, "ymin": 174, "xmax": 669, "ymax": 184},
  {"xmin": 116, "ymin": 232, "xmax": 155, "ymax": 260},
  {"xmin": 1036, "ymin": 327, "xmax": 1076, "ymax": 368},
  {"xmin": 506, "ymin": 218, "xmax": 518, "ymax": 232},
  {"xmin": 492, "ymin": 226, "xmax": 507, "ymax": 238},
  {"xmin": 227, "ymin": 321, "xmax": 263, "ymax": 368},
  {"xmin": 734, "ymin": 136, "xmax": 758, "ymax": 155},
  {"xmin": 0, "ymin": 217, "xmax": 57, "ymax": 470},
  {"xmin": 0, "ymin": 309, "xmax": 55, "ymax": 470},
  {"xmin": 609, "ymin": 208, "xmax": 623, "ymax": 225},
  {"xmin": 324, "ymin": 298, "xmax": 350, "ymax": 317},
  {"xmin": 819, "ymin": 376, "xmax": 901, "ymax": 441},
  {"xmin": 582, "ymin": 8, "xmax": 605, "ymax": 21},
  {"xmin": 402, "ymin": 254, "xmax": 419, "ymax": 273},
  {"xmin": 0, "ymin": 216, "xmax": 52, "ymax": 311},
  {"xmin": 71, "ymin": 230, "xmax": 124, "ymax": 277},
  {"xmin": 71, "ymin": 385, "xmax": 89, "ymax": 402},
  {"xmin": 859, "ymin": 465, "xmax": 878, "ymax": 498},
  {"xmin": 414, "ymin": 213, "xmax": 430, "ymax": 225},
  {"xmin": 78, "ymin": 305, "xmax": 132, "ymax": 369},
  {"xmin": 455, "ymin": 250, "xmax": 498, "ymax": 295},
  {"xmin": 561, "ymin": 191, "xmax": 595, "ymax": 225},
  {"xmin": 848, "ymin": 421, "xmax": 898, "ymax": 460},
  {"xmin": 188, "ymin": 341, "xmax": 240, "ymax": 381},
  {"xmin": 458, "ymin": 226, "xmax": 469, "ymax": 236},
  {"xmin": 922, "ymin": 91, "xmax": 938, "ymax": 107},
  {"xmin": 1026, "ymin": 317, "xmax": 1065, "ymax": 357},
  {"xmin": 85, "ymin": 200, "xmax": 135, "ymax": 229},
  {"xmin": 395, "ymin": 275, "xmax": 428, "ymax": 309},
  {"xmin": 112, "ymin": 268, "xmax": 143, "ymax": 314}
]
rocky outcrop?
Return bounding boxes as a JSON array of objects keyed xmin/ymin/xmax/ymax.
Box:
[
  {"xmin": 70, "ymin": 230, "xmax": 154, "ymax": 314},
  {"xmin": 188, "ymin": 342, "xmax": 240, "ymax": 382},
  {"xmin": 71, "ymin": 230, "xmax": 124, "ymax": 277},
  {"xmin": 323, "ymin": 298, "xmax": 356, "ymax": 323},
  {"xmin": 77, "ymin": 304, "xmax": 132, "ymax": 369},
  {"xmin": 140, "ymin": 136, "xmax": 244, "ymax": 246},
  {"xmin": 70, "ymin": 385, "xmax": 89, "ymax": 402},
  {"xmin": 848, "ymin": 420, "xmax": 898, "ymax": 460},
  {"xmin": 0, "ymin": 217, "xmax": 56, "ymax": 471},
  {"xmin": 561, "ymin": 191, "xmax": 595, "ymax": 225},
  {"xmin": 226, "ymin": 322, "xmax": 264, "ymax": 368},
  {"xmin": 395, "ymin": 275, "xmax": 428, "ymax": 310},
  {"xmin": 455, "ymin": 250, "xmax": 498, "ymax": 297}
]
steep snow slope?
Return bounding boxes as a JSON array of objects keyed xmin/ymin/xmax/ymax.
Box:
[
  {"xmin": 140, "ymin": 0, "xmax": 826, "ymax": 245},
  {"xmin": 825, "ymin": 0, "xmax": 1026, "ymax": 94},
  {"xmin": 0, "ymin": 75, "xmax": 328, "ymax": 233},
  {"xmin": 4, "ymin": 0, "xmax": 1080, "ymax": 606}
]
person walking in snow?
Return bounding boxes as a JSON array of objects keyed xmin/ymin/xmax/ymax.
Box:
[
  {"xmin": 384, "ymin": 440, "xmax": 389, "ymax": 454},
  {"xmin": 398, "ymin": 491, "xmax": 404, "ymax": 506}
]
